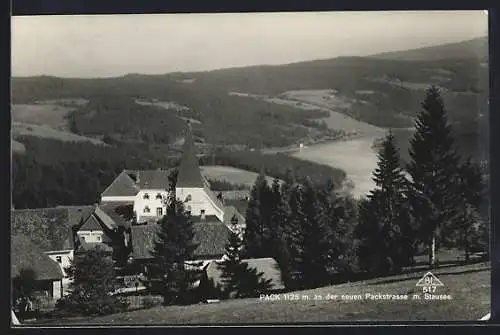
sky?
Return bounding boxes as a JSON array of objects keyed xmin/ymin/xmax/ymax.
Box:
[{"xmin": 11, "ymin": 11, "xmax": 488, "ymax": 78}]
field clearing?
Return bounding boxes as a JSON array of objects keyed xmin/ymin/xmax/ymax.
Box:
[
  {"xmin": 32, "ymin": 263, "xmax": 490, "ymax": 325},
  {"xmin": 12, "ymin": 122, "xmax": 107, "ymax": 146},
  {"xmin": 200, "ymin": 165, "xmax": 274, "ymax": 187},
  {"xmin": 229, "ymin": 90, "xmax": 385, "ymax": 138},
  {"xmin": 11, "ymin": 104, "xmax": 77, "ymax": 130},
  {"xmin": 134, "ymin": 99, "xmax": 201, "ymax": 124}
]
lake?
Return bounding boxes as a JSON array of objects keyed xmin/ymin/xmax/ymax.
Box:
[{"xmin": 291, "ymin": 137, "xmax": 379, "ymax": 198}]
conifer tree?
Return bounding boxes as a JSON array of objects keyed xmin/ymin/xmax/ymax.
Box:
[
  {"xmin": 217, "ymin": 217, "xmax": 244, "ymax": 299},
  {"xmin": 357, "ymin": 130, "xmax": 415, "ymax": 275},
  {"xmin": 56, "ymin": 247, "xmax": 128, "ymax": 316},
  {"xmin": 407, "ymin": 86, "xmax": 461, "ymax": 267},
  {"xmin": 244, "ymin": 170, "xmax": 273, "ymax": 258},
  {"xmin": 300, "ymin": 177, "xmax": 332, "ymax": 288},
  {"xmin": 149, "ymin": 198, "xmax": 199, "ymax": 305},
  {"xmin": 284, "ymin": 184, "xmax": 308, "ymax": 289},
  {"xmin": 448, "ymin": 157, "xmax": 485, "ymax": 261}
]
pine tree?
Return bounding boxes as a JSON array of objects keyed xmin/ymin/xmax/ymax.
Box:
[
  {"xmin": 55, "ymin": 247, "xmax": 128, "ymax": 316},
  {"xmin": 407, "ymin": 86, "xmax": 461, "ymax": 267},
  {"xmin": 243, "ymin": 170, "xmax": 273, "ymax": 258},
  {"xmin": 149, "ymin": 198, "xmax": 199, "ymax": 306}
]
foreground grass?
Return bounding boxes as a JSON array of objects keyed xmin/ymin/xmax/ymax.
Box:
[{"xmin": 30, "ymin": 262, "xmax": 490, "ymax": 325}]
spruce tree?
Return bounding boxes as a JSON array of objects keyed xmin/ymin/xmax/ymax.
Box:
[
  {"xmin": 150, "ymin": 198, "xmax": 199, "ymax": 306},
  {"xmin": 357, "ymin": 130, "xmax": 416, "ymax": 275},
  {"xmin": 300, "ymin": 177, "xmax": 331, "ymax": 288},
  {"xmin": 56, "ymin": 247, "xmax": 128, "ymax": 316},
  {"xmin": 284, "ymin": 184, "xmax": 308, "ymax": 289},
  {"xmin": 217, "ymin": 218, "xmax": 244, "ymax": 299},
  {"xmin": 407, "ymin": 86, "xmax": 461, "ymax": 267},
  {"xmin": 243, "ymin": 170, "xmax": 273, "ymax": 258},
  {"xmin": 449, "ymin": 157, "xmax": 485, "ymax": 262}
]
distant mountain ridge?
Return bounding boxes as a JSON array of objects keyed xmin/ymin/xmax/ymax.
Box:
[{"xmin": 369, "ymin": 37, "xmax": 488, "ymax": 62}]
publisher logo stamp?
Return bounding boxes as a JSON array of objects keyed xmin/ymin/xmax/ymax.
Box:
[{"xmin": 416, "ymin": 271, "xmax": 444, "ymax": 293}]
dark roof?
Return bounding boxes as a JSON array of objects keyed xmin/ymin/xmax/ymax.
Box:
[
  {"xmin": 130, "ymin": 221, "xmax": 230, "ymax": 260},
  {"xmin": 57, "ymin": 205, "xmax": 95, "ymax": 227},
  {"xmin": 11, "ymin": 234, "xmax": 64, "ymax": 281},
  {"xmin": 206, "ymin": 258, "xmax": 284, "ymax": 291},
  {"xmin": 177, "ymin": 125, "xmax": 205, "ymax": 188},
  {"xmin": 79, "ymin": 214, "xmax": 103, "ymax": 231},
  {"xmin": 134, "ymin": 170, "xmax": 172, "ymax": 189},
  {"xmin": 204, "ymin": 187, "xmax": 226, "ymax": 210},
  {"xmin": 224, "ymin": 199, "xmax": 249, "ymax": 216},
  {"xmin": 190, "ymin": 215, "xmax": 220, "ymax": 223},
  {"xmin": 98, "ymin": 202, "xmax": 134, "ymax": 229},
  {"xmin": 101, "ymin": 171, "xmax": 140, "ymax": 198},
  {"xmin": 11, "ymin": 208, "xmax": 75, "ymax": 252},
  {"xmin": 94, "ymin": 206, "xmax": 118, "ymax": 230}
]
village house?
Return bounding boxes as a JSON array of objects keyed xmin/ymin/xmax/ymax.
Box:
[
  {"xmin": 12, "ymin": 234, "xmax": 65, "ymax": 302},
  {"xmin": 100, "ymin": 125, "xmax": 248, "ymax": 271}
]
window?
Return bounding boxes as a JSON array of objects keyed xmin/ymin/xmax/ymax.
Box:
[
  {"xmin": 144, "ymin": 206, "xmax": 150, "ymax": 213},
  {"xmin": 156, "ymin": 193, "xmax": 162, "ymax": 200},
  {"xmin": 56, "ymin": 256, "xmax": 62, "ymax": 263},
  {"xmin": 186, "ymin": 205, "xmax": 192, "ymax": 215},
  {"xmin": 156, "ymin": 207, "xmax": 163, "ymax": 217},
  {"xmin": 200, "ymin": 209, "xmax": 205, "ymax": 216},
  {"xmin": 143, "ymin": 193, "xmax": 150, "ymax": 200},
  {"xmin": 96, "ymin": 235, "xmax": 101, "ymax": 242}
]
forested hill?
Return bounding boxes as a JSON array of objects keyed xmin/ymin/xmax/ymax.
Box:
[{"xmin": 369, "ymin": 36, "xmax": 488, "ymax": 61}]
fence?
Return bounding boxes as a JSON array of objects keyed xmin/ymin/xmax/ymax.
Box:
[{"xmin": 125, "ymin": 294, "xmax": 163, "ymax": 311}]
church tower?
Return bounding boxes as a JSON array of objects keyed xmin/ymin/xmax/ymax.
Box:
[{"xmin": 176, "ymin": 123, "xmax": 224, "ymax": 221}]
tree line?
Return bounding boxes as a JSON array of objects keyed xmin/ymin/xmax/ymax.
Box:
[
  {"xmin": 26, "ymin": 86, "xmax": 488, "ymax": 317},
  {"xmin": 12, "ymin": 136, "xmax": 347, "ymax": 209}
]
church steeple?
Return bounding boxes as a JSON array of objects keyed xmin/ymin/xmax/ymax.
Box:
[{"xmin": 176, "ymin": 122, "xmax": 205, "ymax": 188}]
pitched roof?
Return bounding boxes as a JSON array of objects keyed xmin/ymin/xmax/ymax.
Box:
[
  {"xmin": 224, "ymin": 199, "xmax": 249, "ymax": 217},
  {"xmin": 79, "ymin": 214, "xmax": 103, "ymax": 231},
  {"xmin": 11, "ymin": 208, "xmax": 75, "ymax": 252},
  {"xmin": 130, "ymin": 221, "xmax": 230, "ymax": 260},
  {"xmin": 223, "ymin": 206, "xmax": 246, "ymax": 227},
  {"xmin": 101, "ymin": 170, "xmax": 140, "ymax": 198},
  {"xmin": 134, "ymin": 170, "xmax": 173, "ymax": 189},
  {"xmin": 206, "ymin": 258, "xmax": 284, "ymax": 292},
  {"xmin": 56, "ymin": 205, "xmax": 96, "ymax": 227},
  {"xmin": 176, "ymin": 125, "xmax": 205, "ymax": 188},
  {"xmin": 98, "ymin": 202, "xmax": 135, "ymax": 229},
  {"xmin": 11, "ymin": 234, "xmax": 64, "ymax": 281},
  {"xmin": 204, "ymin": 187, "xmax": 226, "ymax": 210},
  {"xmin": 94, "ymin": 206, "xmax": 118, "ymax": 230}
]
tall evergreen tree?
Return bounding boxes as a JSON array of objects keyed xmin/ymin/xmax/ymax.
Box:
[
  {"xmin": 149, "ymin": 198, "xmax": 199, "ymax": 305},
  {"xmin": 56, "ymin": 247, "xmax": 128, "ymax": 316},
  {"xmin": 284, "ymin": 184, "xmax": 308, "ymax": 289},
  {"xmin": 217, "ymin": 217, "xmax": 244, "ymax": 299},
  {"xmin": 300, "ymin": 177, "xmax": 332, "ymax": 288},
  {"xmin": 357, "ymin": 130, "xmax": 416, "ymax": 275},
  {"xmin": 243, "ymin": 170, "xmax": 273, "ymax": 258},
  {"xmin": 448, "ymin": 157, "xmax": 485, "ymax": 261},
  {"xmin": 407, "ymin": 86, "xmax": 461, "ymax": 267}
]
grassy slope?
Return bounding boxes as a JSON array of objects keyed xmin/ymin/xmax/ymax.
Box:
[{"xmin": 34, "ymin": 262, "xmax": 490, "ymax": 325}]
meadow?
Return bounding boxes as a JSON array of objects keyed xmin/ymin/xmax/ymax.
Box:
[
  {"xmin": 200, "ymin": 165, "xmax": 275, "ymax": 187},
  {"xmin": 30, "ymin": 261, "xmax": 490, "ymax": 325}
]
